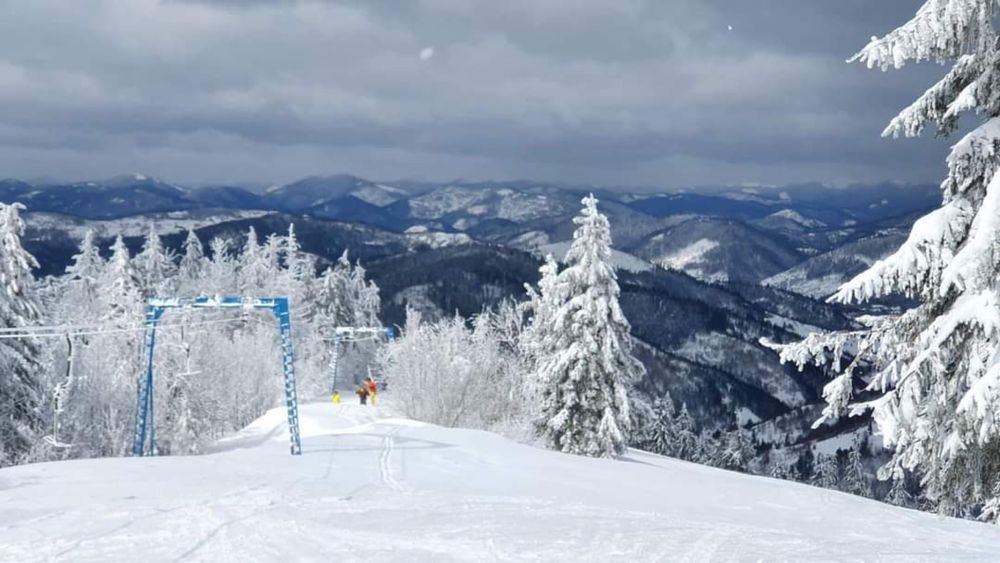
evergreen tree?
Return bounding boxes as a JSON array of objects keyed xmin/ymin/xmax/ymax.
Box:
[
  {"xmin": 535, "ymin": 195, "xmax": 643, "ymax": 458},
  {"xmin": 59, "ymin": 229, "xmax": 106, "ymax": 323},
  {"xmin": 350, "ymin": 260, "xmax": 381, "ymax": 327},
  {"xmin": 844, "ymin": 443, "xmax": 871, "ymax": 498},
  {"xmin": 134, "ymin": 225, "xmax": 176, "ymax": 297},
  {"xmin": 177, "ymin": 229, "xmax": 205, "ymax": 283},
  {"xmin": 263, "ymin": 233, "xmax": 282, "ymax": 271},
  {"xmin": 644, "ymin": 395, "xmax": 677, "ymax": 455},
  {"xmin": 310, "ymin": 266, "xmax": 340, "ymax": 337},
  {"xmin": 238, "ymin": 227, "xmax": 269, "ymax": 295},
  {"xmin": 205, "ymin": 237, "xmax": 235, "ymax": 295},
  {"xmin": 769, "ymin": 1, "xmax": 1000, "ymax": 517},
  {"xmin": 65, "ymin": 229, "xmax": 104, "ymax": 291},
  {"xmin": 103, "ymin": 235, "xmax": 143, "ymax": 323},
  {"xmin": 770, "ymin": 463, "xmax": 789, "ymax": 480},
  {"xmin": 282, "ymin": 223, "xmax": 305, "ymax": 282},
  {"xmin": 811, "ymin": 453, "xmax": 840, "ymax": 490},
  {"xmin": 522, "ymin": 254, "xmax": 561, "ymax": 396},
  {"xmin": 0, "ymin": 203, "xmax": 41, "ymax": 465},
  {"xmin": 673, "ymin": 404, "xmax": 700, "ymax": 462},
  {"xmin": 885, "ymin": 475, "xmax": 914, "ymax": 508},
  {"xmin": 719, "ymin": 431, "xmax": 755, "ymax": 472}
]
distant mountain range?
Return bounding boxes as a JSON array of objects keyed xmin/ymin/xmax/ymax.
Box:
[{"xmin": 2, "ymin": 172, "xmax": 937, "ymax": 463}]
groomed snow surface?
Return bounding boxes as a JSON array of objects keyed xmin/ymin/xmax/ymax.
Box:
[{"xmin": 3, "ymin": 402, "xmax": 1000, "ymax": 562}]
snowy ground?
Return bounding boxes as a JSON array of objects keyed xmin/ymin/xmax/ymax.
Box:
[{"xmin": 3, "ymin": 402, "xmax": 1000, "ymax": 562}]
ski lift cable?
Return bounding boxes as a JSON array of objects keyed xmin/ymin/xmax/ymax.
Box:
[
  {"xmin": 0, "ymin": 311, "xmax": 244, "ymax": 333},
  {"xmin": 0, "ymin": 316, "xmax": 252, "ymax": 340}
]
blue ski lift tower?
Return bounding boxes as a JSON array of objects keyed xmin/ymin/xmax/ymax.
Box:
[{"xmin": 131, "ymin": 296, "xmax": 303, "ymax": 457}]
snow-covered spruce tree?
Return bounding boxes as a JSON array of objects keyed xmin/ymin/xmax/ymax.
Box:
[
  {"xmin": 135, "ymin": 225, "xmax": 176, "ymax": 297},
  {"xmin": 238, "ymin": 227, "xmax": 270, "ymax": 295},
  {"xmin": 844, "ymin": 442, "xmax": 871, "ymax": 498},
  {"xmin": 177, "ymin": 229, "xmax": 205, "ymax": 284},
  {"xmin": 65, "ymin": 229, "xmax": 104, "ymax": 293},
  {"xmin": 0, "ymin": 203, "xmax": 42, "ymax": 466},
  {"xmin": 55, "ymin": 229, "xmax": 106, "ymax": 324},
  {"xmin": 673, "ymin": 404, "xmax": 700, "ymax": 461},
  {"xmin": 204, "ymin": 237, "xmax": 236, "ymax": 295},
  {"xmin": 770, "ymin": 1, "xmax": 1000, "ymax": 518},
  {"xmin": 718, "ymin": 430, "xmax": 755, "ymax": 472},
  {"xmin": 350, "ymin": 260, "xmax": 381, "ymax": 328},
  {"xmin": 104, "ymin": 235, "xmax": 143, "ymax": 323},
  {"xmin": 641, "ymin": 394, "xmax": 677, "ymax": 456},
  {"xmin": 522, "ymin": 254, "xmax": 560, "ymax": 390},
  {"xmin": 811, "ymin": 453, "xmax": 840, "ymax": 490},
  {"xmin": 535, "ymin": 195, "xmax": 644, "ymax": 458}
]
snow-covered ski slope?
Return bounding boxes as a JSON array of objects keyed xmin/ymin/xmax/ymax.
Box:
[{"xmin": 3, "ymin": 403, "xmax": 1000, "ymax": 562}]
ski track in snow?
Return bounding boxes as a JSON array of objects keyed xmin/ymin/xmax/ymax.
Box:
[
  {"xmin": 3, "ymin": 401, "xmax": 1000, "ymax": 562},
  {"xmin": 379, "ymin": 425, "xmax": 404, "ymax": 492}
]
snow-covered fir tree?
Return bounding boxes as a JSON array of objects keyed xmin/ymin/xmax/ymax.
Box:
[
  {"xmin": 238, "ymin": 227, "xmax": 270, "ymax": 295},
  {"xmin": 521, "ymin": 254, "xmax": 560, "ymax": 395},
  {"xmin": 134, "ymin": 225, "xmax": 176, "ymax": 297},
  {"xmin": 56, "ymin": 228, "xmax": 106, "ymax": 324},
  {"xmin": 885, "ymin": 474, "xmax": 915, "ymax": 508},
  {"xmin": 844, "ymin": 441, "xmax": 871, "ymax": 498},
  {"xmin": 64, "ymin": 229, "xmax": 104, "ymax": 292},
  {"xmin": 642, "ymin": 394, "xmax": 677, "ymax": 456},
  {"xmin": 770, "ymin": 0, "xmax": 1000, "ymax": 518},
  {"xmin": 811, "ymin": 453, "xmax": 840, "ymax": 490},
  {"xmin": 205, "ymin": 237, "xmax": 235, "ymax": 295},
  {"xmin": 718, "ymin": 431, "xmax": 755, "ymax": 472},
  {"xmin": 104, "ymin": 235, "xmax": 143, "ymax": 323},
  {"xmin": 177, "ymin": 229, "xmax": 205, "ymax": 283},
  {"xmin": 533, "ymin": 195, "xmax": 643, "ymax": 458},
  {"xmin": 673, "ymin": 404, "xmax": 700, "ymax": 461},
  {"xmin": 281, "ymin": 224, "xmax": 306, "ymax": 283},
  {"xmin": 0, "ymin": 203, "xmax": 42, "ymax": 466}
]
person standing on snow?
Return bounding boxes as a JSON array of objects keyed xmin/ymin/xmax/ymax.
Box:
[
  {"xmin": 356, "ymin": 385, "xmax": 369, "ymax": 405},
  {"xmin": 367, "ymin": 376, "xmax": 378, "ymax": 406}
]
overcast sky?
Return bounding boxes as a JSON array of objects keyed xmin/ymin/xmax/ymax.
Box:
[{"xmin": 0, "ymin": 0, "xmax": 954, "ymax": 188}]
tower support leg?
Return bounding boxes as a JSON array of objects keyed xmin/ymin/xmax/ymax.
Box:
[
  {"xmin": 132, "ymin": 305, "xmax": 164, "ymax": 456},
  {"xmin": 273, "ymin": 298, "xmax": 302, "ymax": 455}
]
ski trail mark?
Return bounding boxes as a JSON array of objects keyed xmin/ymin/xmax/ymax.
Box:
[{"xmin": 379, "ymin": 425, "xmax": 404, "ymax": 492}]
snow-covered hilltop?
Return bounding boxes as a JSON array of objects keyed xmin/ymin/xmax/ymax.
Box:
[{"xmin": 2, "ymin": 402, "xmax": 997, "ymax": 562}]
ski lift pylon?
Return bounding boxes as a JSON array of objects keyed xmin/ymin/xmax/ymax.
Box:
[{"xmin": 131, "ymin": 296, "xmax": 303, "ymax": 457}]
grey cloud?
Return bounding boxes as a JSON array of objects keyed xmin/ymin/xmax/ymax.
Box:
[{"xmin": 0, "ymin": 0, "xmax": 953, "ymax": 186}]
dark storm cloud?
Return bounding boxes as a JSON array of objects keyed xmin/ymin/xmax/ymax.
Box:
[{"xmin": 0, "ymin": 0, "xmax": 951, "ymax": 186}]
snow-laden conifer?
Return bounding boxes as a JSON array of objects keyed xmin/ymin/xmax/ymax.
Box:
[
  {"xmin": 535, "ymin": 195, "xmax": 643, "ymax": 457},
  {"xmin": 135, "ymin": 225, "xmax": 176, "ymax": 297},
  {"xmin": 770, "ymin": 0, "xmax": 1000, "ymax": 517},
  {"xmin": 177, "ymin": 229, "xmax": 204, "ymax": 283},
  {"xmin": 0, "ymin": 203, "xmax": 41, "ymax": 465},
  {"xmin": 104, "ymin": 235, "xmax": 142, "ymax": 323},
  {"xmin": 238, "ymin": 227, "xmax": 269, "ymax": 294},
  {"xmin": 65, "ymin": 229, "xmax": 104, "ymax": 292}
]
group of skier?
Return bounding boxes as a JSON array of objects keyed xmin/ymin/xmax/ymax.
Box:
[
  {"xmin": 331, "ymin": 376, "xmax": 379, "ymax": 406},
  {"xmin": 356, "ymin": 376, "xmax": 378, "ymax": 405}
]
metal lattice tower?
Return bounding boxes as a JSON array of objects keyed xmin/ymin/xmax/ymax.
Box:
[{"xmin": 131, "ymin": 296, "xmax": 303, "ymax": 457}]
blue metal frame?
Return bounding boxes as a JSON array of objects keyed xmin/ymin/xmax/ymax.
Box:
[{"xmin": 131, "ymin": 296, "xmax": 303, "ymax": 457}]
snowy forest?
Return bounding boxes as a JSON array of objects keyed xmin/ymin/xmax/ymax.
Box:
[
  {"xmin": 5, "ymin": 0, "xmax": 1000, "ymax": 536},
  {"xmin": 0, "ymin": 208, "xmax": 382, "ymax": 463},
  {"xmin": 0, "ymin": 191, "xmax": 914, "ymax": 514}
]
